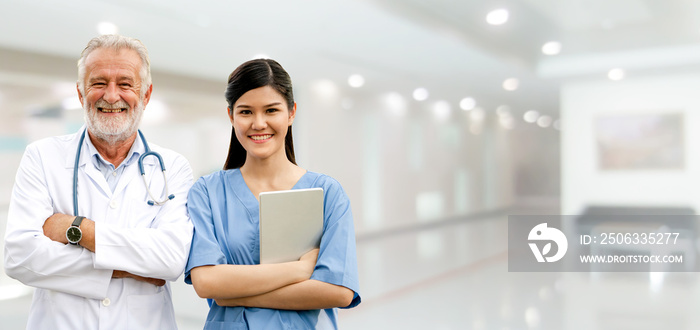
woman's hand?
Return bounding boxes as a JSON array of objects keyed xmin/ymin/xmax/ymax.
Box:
[{"xmin": 298, "ymin": 248, "xmax": 319, "ymax": 279}]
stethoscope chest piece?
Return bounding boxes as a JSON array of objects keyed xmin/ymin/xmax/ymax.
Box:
[{"xmin": 138, "ymin": 150, "xmax": 175, "ymax": 206}]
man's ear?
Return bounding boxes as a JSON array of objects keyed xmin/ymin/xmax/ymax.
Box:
[
  {"xmin": 76, "ymin": 83, "xmax": 84, "ymax": 107},
  {"xmin": 142, "ymin": 84, "xmax": 153, "ymax": 108}
]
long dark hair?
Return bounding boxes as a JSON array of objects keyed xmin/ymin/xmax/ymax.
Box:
[{"xmin": 223, "ymin": 58, "xmax": 297, "ymax": 170}]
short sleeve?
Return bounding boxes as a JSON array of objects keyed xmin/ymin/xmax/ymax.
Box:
[
  {"xmin": 310, "ymin": 178, "xmax": 361, "ymax": 308},
  {"xmin": 184, "ymin": 178, "xmax": 227, "ymax": 284}
]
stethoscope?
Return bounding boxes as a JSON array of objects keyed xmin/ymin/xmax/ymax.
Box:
[{"xmin": 73, "ymin": 128, "xmax": 174, "ymax": 215}]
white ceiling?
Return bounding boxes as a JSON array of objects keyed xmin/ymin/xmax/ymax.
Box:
[{"xmin": 1, "ymin": 0, "xmax": 699, "ymax": 119}]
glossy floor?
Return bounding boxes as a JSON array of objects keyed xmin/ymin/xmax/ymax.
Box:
[{"xmin": 2, "ymin": 207, "xmax": 699, "ymax": 329}]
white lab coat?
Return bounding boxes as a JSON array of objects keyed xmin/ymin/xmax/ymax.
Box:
[{"xmin": 4, "ymin": 127, "xmax": 194, "ymax": 330}]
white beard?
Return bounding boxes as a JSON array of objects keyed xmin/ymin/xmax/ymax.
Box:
[{"xmin": 84, "ymin": 98, "xmax": 144, "ymax": 145}]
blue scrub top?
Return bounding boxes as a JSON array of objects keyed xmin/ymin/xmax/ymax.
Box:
[{"xmin": 185, "ymin": 169, "xmax": 361, "ymax": 329}]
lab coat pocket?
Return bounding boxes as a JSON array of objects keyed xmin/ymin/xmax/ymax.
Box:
[
  {"xmin": 127, "ymin": 290, "xmax": 174, "ymax": 329},
  {"xmin": 28, "ymin": 289, "xmax": 58, "ymax": 328},
  {"xmin": 127, "ymin": 197, "xmax": 163, "ymax": 228},
  {"xmin": 29, "ymin": 289, "xmax": 87, "ymax": 329}
]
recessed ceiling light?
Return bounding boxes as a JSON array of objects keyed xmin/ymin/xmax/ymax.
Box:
[
  {"xmin": 541, "ymin": 41, "xmax": 562, "ymax": 55},
  {"xmin": 413, "ymin": 88, "xmax": 429, "ymax": 101},
  {"xmin": 486, "ymin": 9, "xmax": 509, "ymax": 25},
  {"xmin": 97, "ymin": 22, "xmax": 118, "ymax": 35},
  {"xmin": 384, "ymin": 92, "xmax": 407, "ymax": 116},
  {"xmin": 537, "ymin": 115, "xmax": 552, "ymax": 128},
  {"xmin": 524, "ymin": 110, "xmax": 539, "ymax": 123},
  {"xmin": 460, "ymin": 97, "xmax": 476, "ymax": 111},
  {"xmin": 433, "ymin": 101, "xmax": 451, "ymax": 120},
  {"xmin": 502, "ymin": 78, "xmax": 519, "ymax": 91},
  {"xmin": 310, "ymin": 79, "xmax": 339, "ymax": 103},
  {"xmin": 608, "ymin": 68, "xmax": 625, "ymax": 81},
  {"xmin": 348, "ymin": 74, "xmax": 365, "ymax": 88}
]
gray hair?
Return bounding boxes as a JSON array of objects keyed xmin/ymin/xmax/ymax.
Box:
[{"xmin": 77, "ymin": 35, "xmax": 151, "ymax": 97}]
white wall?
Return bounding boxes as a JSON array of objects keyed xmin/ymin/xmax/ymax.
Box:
[{"xmin": 561, "ymin": 73, "xmax": 700, "ymax": 214}]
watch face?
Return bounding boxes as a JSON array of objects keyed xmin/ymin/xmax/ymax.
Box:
[{"xmin": 66, "ymin": 226, "xmax": 82, "ymax": 244}]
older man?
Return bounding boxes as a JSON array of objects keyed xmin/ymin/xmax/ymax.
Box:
[{"xmin": 4, "ymin": 35, "xmax": 193, "ymax": 329}]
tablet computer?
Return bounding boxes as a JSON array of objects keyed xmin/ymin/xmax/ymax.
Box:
[{"xmin": 259, "ymin": 187, "xmax": 324, "ymax": 264}]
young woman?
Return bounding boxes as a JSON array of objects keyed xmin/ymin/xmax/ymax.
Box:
[{"xmin": 185, "ymin": 59, "xmax": 361, "ymax": 329}]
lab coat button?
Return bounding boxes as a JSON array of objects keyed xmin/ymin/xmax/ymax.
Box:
[
  {"xmin": 102, "ymin": 298, "xmax": 111, "ymax": 307},
  {"xmin": 109, "ymin": 200, "xmax": 117, "ymax": 209}
]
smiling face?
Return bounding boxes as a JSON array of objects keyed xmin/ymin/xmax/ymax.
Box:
[
  {"xmin": 79, "ymin": 47, "xmax": 151, "ymax": 145},
  {"xmin": 229, "ymin": 85, "xmax": 296, "ymax": 163}
]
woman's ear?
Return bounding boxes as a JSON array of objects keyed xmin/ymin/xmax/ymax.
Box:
[
  {"xmin": 227, "ymin": 107, "xmax": 234, "ymax": 123},
  {"xmin": 288, "ymin": 102, "xmax": 297, "ymax": 125}
]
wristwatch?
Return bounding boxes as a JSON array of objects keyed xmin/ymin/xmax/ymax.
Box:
[{"xmin": 66, "ymin": 216, "xmax": 85, "ymax": 245}]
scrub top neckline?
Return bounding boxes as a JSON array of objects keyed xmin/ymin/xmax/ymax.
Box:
[{"xmin": 231, "ymin": 168, "xmax": 313, "ymax": 207}]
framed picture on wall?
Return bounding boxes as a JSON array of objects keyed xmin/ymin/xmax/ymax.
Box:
[{"xmin": 595, "ymin": 112, "xmax": 684, "ymax": 170}]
